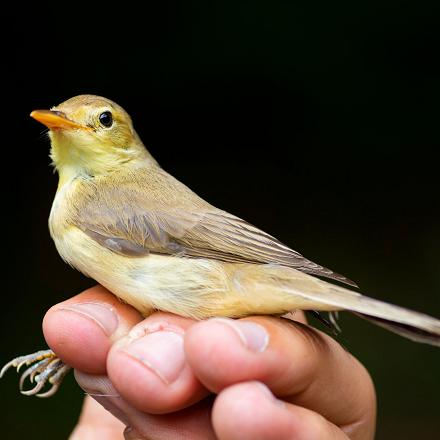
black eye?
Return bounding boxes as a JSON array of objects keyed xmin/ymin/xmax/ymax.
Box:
[{"xmin": 99, "ymin": 111, "xmax": 113, "ymax": 128}]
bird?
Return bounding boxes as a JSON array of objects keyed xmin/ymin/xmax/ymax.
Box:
[{"xmin": 2, "ymin": 94, "xmax": 439, "ymax": 397}]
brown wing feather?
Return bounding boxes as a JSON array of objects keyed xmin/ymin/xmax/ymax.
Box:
[{"xmin": 73, "ymin": 168, "xmax": 357, "ymax": 287}]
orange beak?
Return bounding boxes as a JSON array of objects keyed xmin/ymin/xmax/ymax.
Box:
[{"xmin": 30, "ymin": 110, "xmax": 91, "ymax": 131}]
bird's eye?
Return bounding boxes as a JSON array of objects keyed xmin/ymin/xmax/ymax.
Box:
[{"xmin": 99, "ymin": 111, "xmax": 113, "ymax": 128}]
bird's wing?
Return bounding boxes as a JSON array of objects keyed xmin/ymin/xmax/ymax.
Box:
[{"xmin": 73, "ymin": 170, "xmax": 356, "ymax": 287}]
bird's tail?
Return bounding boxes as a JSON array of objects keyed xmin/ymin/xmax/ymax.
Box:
[
  {"xmin": 254, "ymin": 265, "xmax": 440, "ymax": 347},
  {"xmin": 351, "ymin": 312, "xmax": 440, "ymax": 346}
]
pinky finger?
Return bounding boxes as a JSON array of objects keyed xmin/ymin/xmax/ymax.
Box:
[{"xmin": 212, "ymin": 381, "xmax": 350, "ymax": 440}]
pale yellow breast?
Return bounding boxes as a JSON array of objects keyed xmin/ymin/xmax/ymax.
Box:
[{"xmin": 52, "ymin": 225, "xmax": 235, "ymax": 317}]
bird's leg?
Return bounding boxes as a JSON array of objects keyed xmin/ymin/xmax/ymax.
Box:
[{"xmin": 0, "ymin": 349, "xmax": 71, "ymax": 397}]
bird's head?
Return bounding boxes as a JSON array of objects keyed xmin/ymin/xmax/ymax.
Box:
[{"xmin": 31, "ymin": 95, "xmax": 153, "ymax": 181}]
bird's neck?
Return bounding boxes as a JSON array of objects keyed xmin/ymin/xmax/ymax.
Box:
[
  {"xmin": 51, "ymin": 138, "xmax": 157, "ymax": 189},
  {"xmin": 56, "ymin": 164, "xmax": 86, "ymax": 189},
  {"xmin": 55, "ymin": 156, "xmax": 157, "ymax": 190}
]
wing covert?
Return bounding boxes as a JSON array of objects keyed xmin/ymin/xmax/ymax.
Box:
[{"xmin": 72, "ymin": 170, "xmax": 356, "ymax": 287}]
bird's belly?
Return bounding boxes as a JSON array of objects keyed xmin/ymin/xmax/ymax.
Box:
[
  {"xmin": 53, "ymin": 227, "xmax": 236, "ymax": 317},
  {"xmin": 53, "ymin": 227, "xmax": 319, "ymax": 319}
]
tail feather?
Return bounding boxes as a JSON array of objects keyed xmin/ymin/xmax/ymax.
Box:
[
  {"xmin": 265, "ymin": 266, "xmax": 440, "ymax": 347},
  {"xmin": 354, "ymin": 313, "xmax": 440, "ymax": 347}
]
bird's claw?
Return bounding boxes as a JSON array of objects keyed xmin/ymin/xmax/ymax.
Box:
[{"xmin": 1, "ymin": 349, "xmax": 71, "ymax": 397}]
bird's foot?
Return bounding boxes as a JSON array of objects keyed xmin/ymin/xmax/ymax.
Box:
[{"xmin": 0, "ymin": 349, "xmax": 71, "ymax": 397}]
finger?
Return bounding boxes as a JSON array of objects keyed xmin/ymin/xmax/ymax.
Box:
[
  {"xmin": 107, "ymin": 312, "xmax": 209, "ymax": 414},
  {"xmin": 75, "ymin": 371, "xmax": 216, "ymax": 440},
  {"xmin": 213, "ymin": 381, "xmax": 350, "ymax": 440},
  {"xmin": 185, "ymin": 316, "xmax": 376, "ymax": 436},
  {"xmin": 69, "ymin": 396, "xmax": 125, "ymax": 440},
  {"xmin": 43, "ymin": 285, "xmax": 143, "ymax": 374}
]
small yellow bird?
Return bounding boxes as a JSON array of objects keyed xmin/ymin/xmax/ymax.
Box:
[{"xmin": 2, "ymin": 95, "xmax": 440, "ymax": 397}]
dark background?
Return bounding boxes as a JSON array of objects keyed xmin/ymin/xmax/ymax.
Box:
[{"xmin": 3, "ymin": 1, "xmax": 439, "ymax": 438}]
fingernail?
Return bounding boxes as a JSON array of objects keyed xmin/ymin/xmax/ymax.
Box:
[
  {"xmin": 254, "ymin": 382, "xmax": 286, "ymax": 407},
  {"xmin": 121, "ymin": 328, "xmax": 185, "ymax": 384},
  {"xmin": 211, "ymin": 318, "xmax": 269, "ymax": 352},
  {"xmin": 255, "ymin": 381, "xmax": 274, "ymax": 398},
  {"xmin": 124, "ymin": 426, "xmax": 143, "ymax": 440},
  {"xmin": 59, "ymin": 302, "xmax": 119, "ymax": 336}
]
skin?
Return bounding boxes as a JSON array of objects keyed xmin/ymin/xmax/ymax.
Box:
[{"xmin": 43, "ymin": 286, "xmax": 376, "ymax": 439}]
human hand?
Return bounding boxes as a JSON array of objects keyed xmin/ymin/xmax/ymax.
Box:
[{"xmin": 43, "ymin": 286, "xmax": 376, "ymax": 439}]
